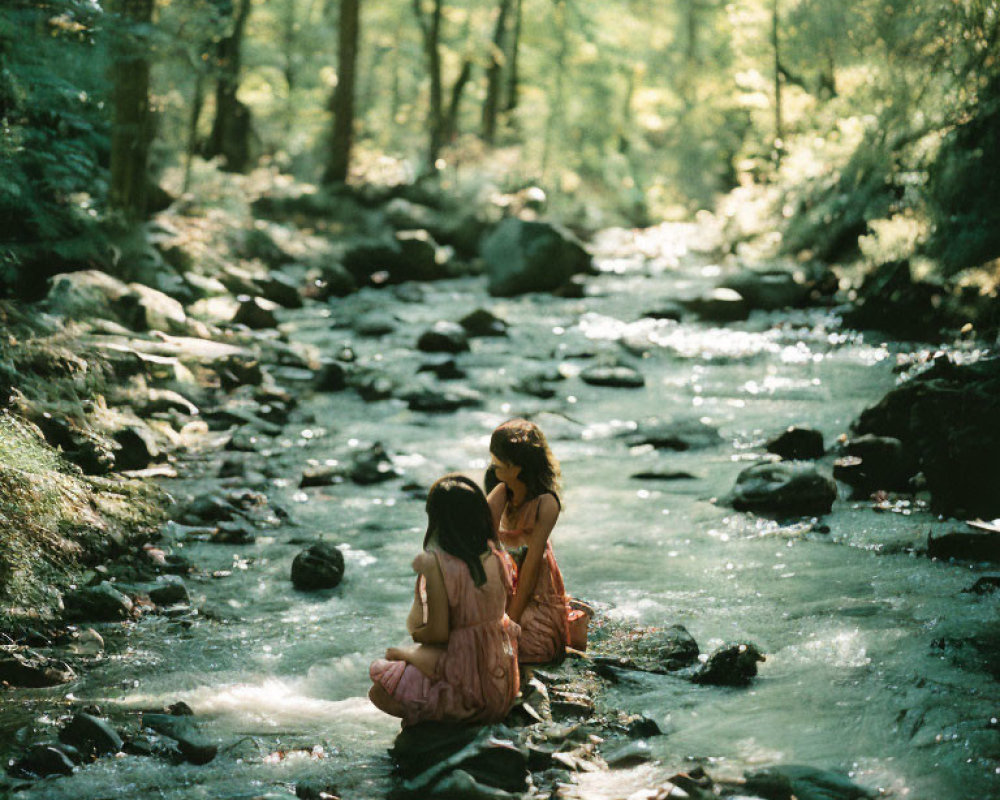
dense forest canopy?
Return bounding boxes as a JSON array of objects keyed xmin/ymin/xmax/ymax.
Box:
[{"xmin": 2, "ymin": 0, "xmax": 999, "ymax": 298}]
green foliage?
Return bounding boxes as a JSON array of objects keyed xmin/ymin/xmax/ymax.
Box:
[
  {"xmin": 0, "ymin": 413, "xmax": 77, "ymax": 617},
  {"xmin": 923, "ymin": 80, "xmax": 1000, "ymax": 274},
  {"xmin": 0, "ymin": 1, "xmax": 111, "ymax": 296}
]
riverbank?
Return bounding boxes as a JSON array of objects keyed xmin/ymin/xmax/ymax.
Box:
[{"xmin": 2, "ymin": 170, "xmax": 999, "ymax": 799}]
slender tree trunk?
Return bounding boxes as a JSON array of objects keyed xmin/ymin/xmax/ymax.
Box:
[
  {"xmin": 503, "ymin": 0, "xmax": 522, "ymax": 114},
  {"xmin": 108, "ymin": 0, "xmax": 155, "ymax": 223},
  {"xmin": 413, "ymin": 0, "xmax": 445, "ymax": 169},
  {"xmin": 679, "ymin": 0, "xmax": 698, "ymax": 109},
  {"xmin": 482, "ymin": 0, "xmax": 512, "ymax": 144},
  {"xmin": 182, "ymin": 70, "xmax": 206, "ymax": 194},
  {"xmin": 325, "ymin": 0, "xmax": 360, "ymax": 183},
  {"xmin": 542, "ymin": 0, "xmax": 568, "ymax": 180},
  {"xmin": 282, "ymin": 0, "xmax": 298, "ymax": 139},
  {"xmin": 772, "ymin": 0, "xmax": 783, "ymax": 168},
  {"xmin": 204, "ymin": 0, "xmax": 253, "ymax": 172},
  {"xmin": 445, "ymin": 59, "xmax": 473, "ymax": 143}
]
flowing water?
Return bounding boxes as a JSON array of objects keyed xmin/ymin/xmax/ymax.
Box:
[{"xmin": 7, "ymin": 224, "xmax": 1000, "ymax": 799}]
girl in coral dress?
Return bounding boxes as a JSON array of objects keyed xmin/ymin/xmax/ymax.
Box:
[
  {"xmin": 369, "ymin": 474, "xmax": 520, "ymax": 726},
  {"xmin": 486, "ymin": 419, "xmax": 591, "ymax": 664}
]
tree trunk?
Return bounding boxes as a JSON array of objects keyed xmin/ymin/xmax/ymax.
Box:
[
  {"xmin": 482, "ymin": 0, "xmax": 512, "ymax": 144},
  {"xmin": 679, "ymin": 0, "xmax": 698, "ymax": 109},
  {"xmin": 324, "ymin": 0, "xmax": 361, "ymax": 184},
  {"xmin": 445, "ymin": 59, "xmax": 473, "ymax": 143},
  {"xmin": 542, "ymin": 0, "xmax": 568, "ymax": 180},
  {"xmin": 108, "ymin": 0, "xmax": 155, "ymax": 223},
  {"xmin": 503, "ymin": 0, "xmax": 522, "ymax": 114},
  {"xmin": 182, "ymin": 70, "xmax": 206, "ymax": 194},
  {"xmin": 203, "ymin": 0, "xmax": 253, "ymax": 173},
  {"xmin": 772, "ymin": 0, "xmax": 783, "ymax": 168},
  {"xmin": 413, "ymin": 0, "xmax": 445, "ymax": 168}
]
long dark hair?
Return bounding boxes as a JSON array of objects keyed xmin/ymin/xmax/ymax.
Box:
[
  {"xmin": 489, "ymin": 418, "xmax": 562, "ymax": 507},
  {"xmin": 424, "ymin": 473, "xmax": 498, "ymax": 587}
]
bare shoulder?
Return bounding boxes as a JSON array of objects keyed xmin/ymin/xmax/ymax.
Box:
[
  {"xmin": 411, "ymin": 550, "xmax": 439, "ymax": 573},
  {"xmin": 536, "ymin": 493, "xmax": 561, "ymax": 521}
]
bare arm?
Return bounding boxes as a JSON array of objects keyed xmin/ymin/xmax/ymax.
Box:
[
  {"xmin": 508, "ymin": 494, "xmax": 559, "ymax": 624},
  {"xmin": 405, "ymin": 573, "xmax": 427, "ymax": 634},
  {"xmin": 408, "ymin": 551, "xmax": 449, "ymax": 645},
  {"xmin": 487, "ymin": 483, "xmax": 507, "ymax": 532}
]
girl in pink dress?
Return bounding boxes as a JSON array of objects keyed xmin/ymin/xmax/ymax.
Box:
[
  {"xmin": 369, "ymin": 474, "xmax": 520, "ymax": 726},
  {"xmin": 486, "ymin": 419, "xmax": 590, "ymax": 664}
]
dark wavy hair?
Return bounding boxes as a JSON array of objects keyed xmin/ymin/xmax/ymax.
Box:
[
  {"xmin": 424, "ymin": 473, "xmax": 498, "ymax": 587},
  {"xmin": 489, "ymin": 418, "xmax": 562, "ymax": 507}
]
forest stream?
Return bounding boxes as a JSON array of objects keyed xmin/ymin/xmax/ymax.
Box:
[{"xmin": 3, "ymin": 223, "xmax": 999, "ymax": 800}]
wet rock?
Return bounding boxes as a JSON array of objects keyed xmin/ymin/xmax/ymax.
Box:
[
  {"xmin": 0, "ymin": 649, "xmax": 75, "ymax": 687},
  {"xmin": 580, "ymin": 365, "xmax": 645, "ymax": 388},
  {"xmin": 630, "ymin": 470, "xmax": 698, "ymax": 481},
  {"xmin": 124, "ymin": 282, "xmax": 193, "ymax": 335},
  {"xmin": 641, "ymin": 303, "xmax": 684, "ymax": 322},
  {"xmin": 142, "ymin": 389, "xmax": 200, "ymax": 417},
  {"xmin": 291, "ymin": 542, "xmax": 345, "ymax": 590},
  {"xmin": 148, "ymin": 575, "xmax": 190, "ymax": 606},
  {"xmin": 216, "ymin": 354, "xmax": 264, "ymax": 388},
  {"xmin": 13, "ymin": 744, "xmax": 76, "ymax": 777},
  {"xmin": 68, "ymin": 628, "xmax": 105, "ymax": 656},
  {"xmin": 623, "ymin": 417, "xmax": 723, "ymax": 451},
  {"xmin": 850, "ymin": 354, "xmax": 1000, "ymax": 518},
  {"xmin": 417, "ymin": 355, "xmax": 466, "ymax": 380},
  {"xmin": 417, "ymin": 321, "xmax": 470, "ymax": 354},
  {"xmin": 833, "ymin": 434, "xmax": 913, "ymax": 494},
  {"xmin": 313, "ymin": 261, "xmax": 357, "ymax": 299},
  {"xmin": 63, "ymin": 582, "xmax": 134, "ymax": 622},
  {"xmin": 213, "ymin": 520, "xmax": 257, "ymax": 544},
  {"xmin": 766, "ymin": 426, "xmax": 825, "ymax": 461},
  {"xmin": 113, "ymin": 423, "xmax": 162, "ymax": 472},
  {"xmin": 602, "ymin": 739, "xmax": 653, "ymax": 768},
  {"xmin": 720, "ymin": 269, "xmax": 809, "ymax": 310},
  {"xmin": 460, "ymin": 308, "xmax": 508, "ymax": 337},
  {"xmin": 300, "ymin": 465, "xmax": 343, "ymax": 487},
  {"xmin": 682, "ymin": 287, "xmax": 749, "ymax": 322},
  {"xmin": 481, "ymin": 218, "xmax": 591, "ymax": 297},
  {"xmin": 257, "ymin": 271, "xmax": 304, "ymax": 309},
  {"xmin": 391, "ymin": 723, "xmax": 528, "ymax": 795},
  {"xmin": 744, "ymin": 764, "xmax": 875, "ymax": 800},
  {"xmin": 232, "ymin": 296, "xmax": 280, "ymax": 329},
  {"xmin": 343, "ymin": 231, "xmax": 448, "ymax": 286},
  {"xmin": 314, "ymin": 361, "xmax": 348, "ymax": 392},
  {"xmin": 691, "ymin": 642, "xmax": 766, "ymax": 687},
  {"xmin": 141, "ymin": 712, "xmax": 217, "ymax": 764},
  {"xmin": 728, "ymin": 461, "xmax": 838, "ymax": 516},
  {"xmin": 842, "ymin": 259, "xmax": 953, "ymax": 342},
  {"xmin": 355, "ymin": 311, "xmax": 397, "ymax": 337},
  {"xmin": 928, "ymin": 529, "xmax": 1000, "ymax": 562},
  {"xmin": 59, "ymin": 712, "xmax": 124, "ymax": 757},
  {"xmin": 352, "ymin": 372, "xmax": 397, "ymax": 402},
  {"xmin": 514, "ymin": 372, "xmax": 562, "ymax": 398},
  {"xmin": 349, "ymin": 442, "xmax": 399, "ymax": 484},
  {"xmin": 634, "ymin": 624, "xmax": 701, "ymax": 671},
  {"xmin": 405, "ymin": 386, "xmax": 483, "ymax": 413},
  {"xmin": 964, "ymin": 574, "xmax": 1000, "ymax": 594}
]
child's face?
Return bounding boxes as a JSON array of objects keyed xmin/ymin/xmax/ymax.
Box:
[{"xmin": 490, "ymin": 453, "xmax": 522, "ymax": 488}]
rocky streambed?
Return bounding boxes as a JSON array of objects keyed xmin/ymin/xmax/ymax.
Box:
[{"xmin": 2, "ymin": 208, "xmax": 999, "ymax": 800}]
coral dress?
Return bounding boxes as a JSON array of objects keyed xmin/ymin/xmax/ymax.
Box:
[
  {"xmin": 369, "ymin": 545, "xmax": 520, "ymax": 727},
  {"xmin": 499, "ymin": 492, "xmax": 576, "ymax": 664}
]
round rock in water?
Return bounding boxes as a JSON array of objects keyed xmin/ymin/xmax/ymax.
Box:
[
  {"xmin": 291, "ymin": 542, "xmax": 345, "ymax": 590},
  {"xmin": 729, "ymin": 461, "xmax": 837, "ymax": 516},
  {"xmin": 766, "ymin": 425, "xmax": 825, "ymax": 460},
  {"xmin": 580, "ymin": 365, "xmax": 645, "ymax": 388}
]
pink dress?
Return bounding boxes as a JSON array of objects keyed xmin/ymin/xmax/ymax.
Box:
[
  {"xmin": 369, "ymin": 545, "xmax": 520, "ymax": 727},
  {"xmin": 499, "ymin": 492, "xmax": 576, "ymax": 664}
]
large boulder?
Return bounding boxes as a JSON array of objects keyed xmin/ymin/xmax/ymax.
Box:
[
  {"xmin": 622, "ymin": 417, "xmax": 723, "ymax": 451},
  {"xmin": 291, "ymin": 542, "xmax": 345, "ymax": 591},
  {"xmin": 62, "ymin": 582, "xmax": 134, "ymax": 622},
  {"xmin": 59, "ymin": 712, "xmax": 123, "ymax": 757},
  {"xmin": 851, "ymin": 354, "xmax": 1000, "ymax": 518},
  {"xmin": 481, "ymin": 218, "xmax": 591, "ymax": 297},
  {"xmin": 766, "ymin": 426, "xmax": 825, "ymax": 460},
  {"xmin": 719, "ymin": 269, "xmax": 809, "ymax": 310},
  {"xmin": 691, "ymin": 642, "xmax": 766, "ymax": 687},
  {"xmin": 744, "ymin": 764, "xmax": 876, "ymax": 800},
  {"xmin": 727, "ymin": 461, "xmax": 838, "ymax": 516}
]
